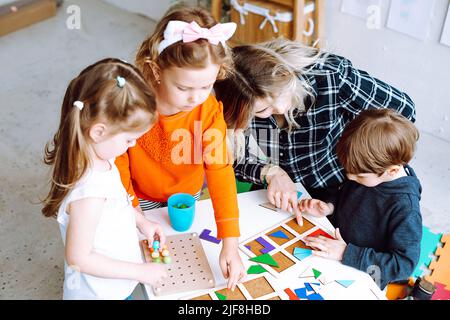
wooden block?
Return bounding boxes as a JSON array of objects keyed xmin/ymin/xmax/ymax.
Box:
[
  {"xmin": 266, "ymin": 226, "xmax": 295, "ymax": 246},
  {"xmin": 285, "ymin": 240, "xmax": 313, "ymax": 256},
  {"xmin": 285, "ymin": 217, "xmax": 315, "ymax": 235},
  {"xmin": 271, "ymin": 251, "xmax": 296, "ymax": 273},
  {"xmin": 243, "ymin": 276, "xmax": 275, "ymax": 298},
  {"xmin": 215, "ymin": 286, "xmax": 247, "ymax": 300},
  {"xmin": 141, "ymin": 233, "xmax": 215, "ymax": 296},
  {"xmin": 259, "ymin": 201, "xmax": 278, "ymax": 212},
  {"xmin": 190, "ymin": 294, "xmax": 212, "ymax": 300},
  {"xmin": 243, "ymin": 238, "xmax": 266, "ymax": 256},
  {"xmin": 0, "ymin": 0, "xmax": 56, "ymax": 37}
]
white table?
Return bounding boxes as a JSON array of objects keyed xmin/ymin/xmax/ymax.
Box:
[{"xmin": 140, "ymin": 184, "xmax": 387, "ymax": 300}]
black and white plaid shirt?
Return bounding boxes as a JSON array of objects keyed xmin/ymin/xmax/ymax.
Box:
[{"xmin": 234, "ymin": 54, "xmax": 416, "ymax": 192}]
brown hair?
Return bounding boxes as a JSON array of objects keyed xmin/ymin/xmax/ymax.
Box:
[
  {"xmin": 42, "ymin": 58, "xmax": 157, "ymax": 218},
  {"xmin": 214, "ymin": 38, "xmax": 324, "ymax": 130},
  {"xmin": 336, "ymin": 108, "xmax": 419, "ymax": 175},
  {"xmin": 135, "ymin": 4, "xmax": 232, "ymax": 87}
]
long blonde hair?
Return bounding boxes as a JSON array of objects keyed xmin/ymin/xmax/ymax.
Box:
[
  {"xmin": 215, "ymin": 38, "xmax": 325, "ymax": 131},
  {"xmin": 42, "ymin": 58, "xmax": 157, "ymax": 218},
  {"xmin": 135, "ymin": 4, "xmax": 233, "ymax": 87}
]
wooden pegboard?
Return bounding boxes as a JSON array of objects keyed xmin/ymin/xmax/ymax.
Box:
[{"xmin": 140, "ymin": 232, "xmax": 215, "ymax": 296}]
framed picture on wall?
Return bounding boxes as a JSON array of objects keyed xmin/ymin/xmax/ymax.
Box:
[{"xmin": 386, "ymin": 0, "xmax": 435, "ymax": 41}]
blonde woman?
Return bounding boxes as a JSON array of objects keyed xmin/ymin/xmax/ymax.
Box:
[{"xmin": 214, "ymin": 39, "xmax": 416, "ymax": 225}]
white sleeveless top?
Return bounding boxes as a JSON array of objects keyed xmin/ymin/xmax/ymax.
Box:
[{"xmin": 57, "ymin": 159, "xmax": 142, "ymax": 300}]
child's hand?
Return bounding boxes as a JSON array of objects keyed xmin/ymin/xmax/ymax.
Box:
[
  {"xmin": 298, "ymin": 199, "xmax": 334, "ymax": 217},
  {"xmin": 304, "ymin": 228, "xmax": 347, "ymax": 261},
  {"xmin": 136, "ymin": 263, "xmax": 168, "ymax": 286},
  {"xmin": 138, "ymin": 219, "xmax": 166, "ymax": 250},
  {"xmin": 219, "ymin": 238, "xmax": 246, "ymax": 291}
]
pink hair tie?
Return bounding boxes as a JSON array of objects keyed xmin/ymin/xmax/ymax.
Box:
[{"xmin": 158, "ymin": 20, "xmax": 237, "ymax": 54}]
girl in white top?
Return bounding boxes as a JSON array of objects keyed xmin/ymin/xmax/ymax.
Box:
[{"xmin": 42, "ymin": 58, "xmax": 167, "ymax": 299}]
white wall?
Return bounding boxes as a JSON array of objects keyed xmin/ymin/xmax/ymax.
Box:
[
  {"xmin": 103, "ymin": 0, "xmax": 198, "ymax": 21},
  {"xmin": 323, "ymin": 0, "xmax": 450, "ymax": 142}
]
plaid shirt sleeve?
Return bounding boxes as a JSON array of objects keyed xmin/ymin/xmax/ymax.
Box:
[
  {"xmin": 233, "ymin": 132, "xmax": 269, "ymax": 186},
  {"xmin": 338, "ymin": 58, "xmax": 416, "ymax": 122}
]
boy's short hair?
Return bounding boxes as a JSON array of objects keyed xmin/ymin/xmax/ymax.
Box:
[{"xmin": 336, "ymin": 108, "xmax": 419, "ymax": 175}]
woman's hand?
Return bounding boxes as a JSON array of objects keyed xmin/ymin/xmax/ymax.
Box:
[
  {"xmin": 219, "ymin": 238, "xmax": 246, "ymax": 291},
  {"xmin": 304, "ymin": 228, "xmax": 347, "ymax": 261},
  {"xmin": 265, "ymin": 166, "xmax": 301, "ymax": 220}
]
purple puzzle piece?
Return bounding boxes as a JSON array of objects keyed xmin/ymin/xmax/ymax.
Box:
[
  {"xmin": 199, "ymin": 229, "xmax": 221, "ymax": 244},
  {"xmin": 255, "ymin": 237, "xmax": 276, "ymax": 254},
  {"xmin": 245, "ymin": 245, "xmax": 251, "ymax": 250}
]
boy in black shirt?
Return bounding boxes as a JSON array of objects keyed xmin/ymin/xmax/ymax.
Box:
[{"xmin": 298, "ymin": 109, "xmax": 422, "ymax": 289}]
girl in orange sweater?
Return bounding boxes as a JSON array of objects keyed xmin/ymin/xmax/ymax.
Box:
[{"xmin": 115, "ymin": 5, "xmax": 245, "ymax": 290}]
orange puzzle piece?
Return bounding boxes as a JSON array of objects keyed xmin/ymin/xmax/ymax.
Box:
[{"xmin": 425, "ymin": 234, "xmax": 450, "ymax": 290}]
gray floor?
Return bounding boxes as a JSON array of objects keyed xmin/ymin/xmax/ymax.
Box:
[{"xmin": 0, "ymin": 0, "xmax": 449, "ymax": 299}]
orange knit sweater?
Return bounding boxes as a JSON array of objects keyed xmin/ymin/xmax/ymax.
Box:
[{"xmin": 115, "ymin": 95, "xmax": 240, "ymax": 238}]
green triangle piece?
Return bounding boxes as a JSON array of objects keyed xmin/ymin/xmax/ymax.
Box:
[
  {"xmin": 236, "ymin": 180, "xmax": 253, "ymax": 193},
  {"xmin": 247, "ymin": 265, "xmax": 267, "ymax": 275},
  {"xmin": 312, "ymin": 268, "xmax": 322, "ymax": 279},
  {"xmin": 249, "ymin": 254, "xmax": 279, "ymax": 267},
  {"xmin": 215, "ymin": 292, "xmax": 227, "ymax": 300}
]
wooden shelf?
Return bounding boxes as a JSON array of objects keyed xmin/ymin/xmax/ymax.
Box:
[{"xmin": 211, "ymin": 0, "xmax": 324, "ymax": 47}]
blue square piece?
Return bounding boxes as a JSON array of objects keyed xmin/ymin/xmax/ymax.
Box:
[{"xmin": 294, "ymin": 287, "xmax": 308, "ymax": 299}]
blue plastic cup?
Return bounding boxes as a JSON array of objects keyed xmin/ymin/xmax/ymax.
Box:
[{"xmin": 167, "ymin": 193, "xmax": 196, "ymax": 232}]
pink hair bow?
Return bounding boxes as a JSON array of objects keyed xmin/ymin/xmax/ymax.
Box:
[{"xmin": 158, "ymin": 20, "xmax": 237, "ymax": 54}]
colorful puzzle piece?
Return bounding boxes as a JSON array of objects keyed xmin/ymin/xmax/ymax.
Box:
[
  {"xmin": 247, "ymin": 265, "xmax": 267, "ymax": 275},
  {"xmin": 305, "ymin": 282, "xmax": 320, "ymax": 293},
  {"xmin": 259, "ymin": 202, "xmax": 278, "ymax": 212},
  {"xmin": 293, "ymin": 247, "xmax": 312, "ymax": 261},
  {"xmin": 432, "ymin": 282, "xmax": 450, "ymax": 300},
  {"xmin": 199, "ymin": 229, "xmax": 221, "ymax": 244},
  {"xmin": 307, "ymin": 292, "xmax": 324, "ymax": 300},
  {"xmin": 215, "ymin": 292, "xmax": 227, "ymax": 300},
  {"xmin": 249, "ymin": 254, "xmax": 279, "ymax": 267},
  {"xmin": 255, "ymin": 237, "xmax": 276, "ymax": 254},
  {"xmin": 336, "ymin": 280, "xmax": 355, "ymax": 288},
  {"xmin": 426, "ymin": 234, "xmax": 450, "ymax": 290},
  {"xmin": 412, "ymin": 226, "xmax": 442, "ymax": 279},
  {"xmin": 298, "ymin": 265, "xmax": 315, "ymax": 279},
  {"xmin": 268, "ymin": 230, "xmax": 289, "ymax": 239},
  {"xmin": 284, "ymin": 288, "xmax": 299, "ymax": 300},
  {"xmin": 312, "ymin": 268, "xmax": 322, "ymax": 279},
  {"xmin": 236, "ymin": 180, "xmax": 253, "ymax": 193},
  {"xmin": 307, "ymin": 229, "xmax": 335, "ymax": 240},
  {"xmin": 294, "ymin": 287, "xmax": 308, "ymax": 299}
]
